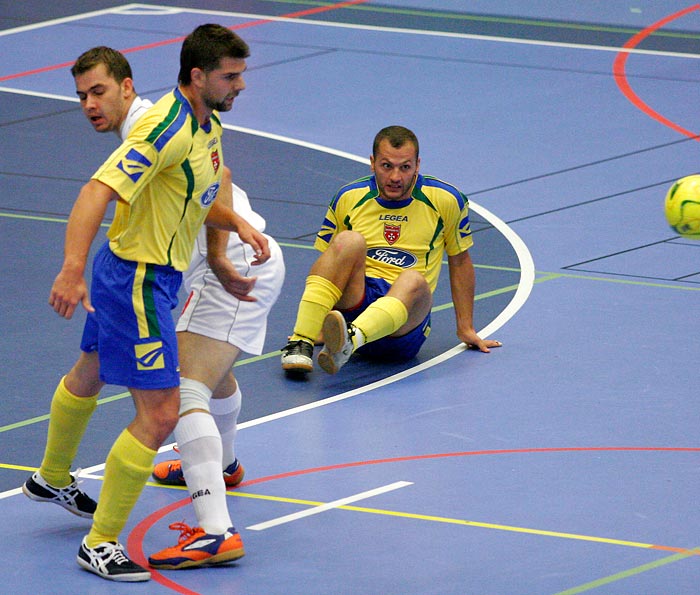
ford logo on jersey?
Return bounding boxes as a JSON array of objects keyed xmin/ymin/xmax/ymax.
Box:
[
  {"xmin": 200, "ymin": 182, "xmax": 220, "ymax": 207},
  {"xmin": 367, "ymin": 248, "xmax": 417, "ymax": 268}
]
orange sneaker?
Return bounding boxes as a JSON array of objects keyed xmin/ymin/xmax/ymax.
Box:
[
  {"xmin": 152, "ymin": 458, "xmax": 245, "ymax": 488},
  {"xmin": 148, "ymin": 522, "xmax": 245, "ymax": 570}
]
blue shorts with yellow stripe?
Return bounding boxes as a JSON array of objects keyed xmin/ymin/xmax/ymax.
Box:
[
  {"xmin": 80, "ymin": 242, "xmax": 182, "ymax": 389},
  {"xmin": 340, "ymin": 276, "xmax": 430, "ymax": 361}
]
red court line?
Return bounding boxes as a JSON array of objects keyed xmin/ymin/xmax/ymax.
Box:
[
  {"xmin": 0, "ymin": 0, "xmax": 369, "ymax": 84},
  {"xmin": 613, "ymin": 4, "xmax": 700, "ymax": 140},
  {"xmin": 128, "ymin": 446, "xmax": 700, "ymax": 594}
]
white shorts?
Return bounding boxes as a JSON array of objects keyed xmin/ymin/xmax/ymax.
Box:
[{"xmin": 176, "ymin": 230, "xmax": 285, "ymax": 355}]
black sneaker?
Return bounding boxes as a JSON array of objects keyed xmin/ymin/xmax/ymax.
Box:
[
  {"xmin": 281, "ymin": 339, "xmax": 314, "ymax": 373},
  {"xmin": 22, "ymin": 471, "xmax": 97, "ymax": 518},
  {"xmin": 77, "ymin": 538, "xmax": 151, "ymax": 582}
]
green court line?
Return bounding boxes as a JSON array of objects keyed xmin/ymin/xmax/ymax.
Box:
[
  {"xmin": 4, "ymin": 212, "xmax": 697, "ymax": 436},
  {"xmin": 0, "ymin": 211, "xmax": 110, "ymax": 227},
  {"xmin": 255, "ymin": 0, "xmax": 700, "ymax": 40},
  {"xmin": 552, "ymin": 547, "xmax": 700, "ymax": 594}
]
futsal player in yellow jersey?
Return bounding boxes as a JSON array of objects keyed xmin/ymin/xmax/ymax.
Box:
[
  {"xmin": 23, "ymin": 25, "xmax": 265, "ymax": 582},
  {"xmin": 281, "ymin": 125, "xmax": 501, "ymax": 375}
]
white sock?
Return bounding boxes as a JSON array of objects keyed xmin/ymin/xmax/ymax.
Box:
[
  {"xmin": 210, "ymin": 387, "xmax": 242, "ymax": 470},
  {"xmin": 175, "ymin": 412, "xmax": 232, "ymax": 534}
]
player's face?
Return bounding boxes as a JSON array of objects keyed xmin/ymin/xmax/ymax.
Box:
[
  {"xmin": 201, "ymin": 57, "xmax": 247, "ymax": 113},
  {"xmin": 74, "ymin": 64, "xmax": 132, "ymax": 133},
  {"xmin": 370, "ymin": 139, "xmax": 420, "ymax": 201}
]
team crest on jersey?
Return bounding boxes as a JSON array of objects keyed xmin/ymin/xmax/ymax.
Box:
[
  {"xmin": 117, "ymin": 148, "xmax": 152, "ymax": 183},
  {"xmin": 200, "ymin": 182, "xmax": 220, "ymax": 207},
  {"xmin": 383, "ymin": 223, "xmax": 401, "ymax": 245},
  {"xmin": 211, "ymin": 149, "xmax": 220, "ymax": 173}
]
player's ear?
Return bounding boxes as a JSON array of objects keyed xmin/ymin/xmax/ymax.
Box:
[
  {"xmin": 121, "ymin": 77, "xmax": 134, "ymax": 97},
  {"xmin": 369, "ymin": 154, "xmax": 375, "ymax": 173},
  {"xmin": 190, "ymin": 67, "xmax": 205, "ymax": 88}
]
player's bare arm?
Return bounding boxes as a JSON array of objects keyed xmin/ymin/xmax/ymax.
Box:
[
  {"xmin": 49, "ymin": 179, "xmax": 117, "ymax": 319},
  {"xmin": 448, "ymin": 250, "xmax": 501, "ymax": 352}
]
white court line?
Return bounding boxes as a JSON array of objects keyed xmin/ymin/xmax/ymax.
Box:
[
  {"xmin": 0, "ymin": 6, "xmax": 130, "ymax": 37},
  {"xmin": 246, "ymin": 481, "xmax": 413, "ymax": 531},
  {"xmin": 123, "ymin": 3, "xmax": 700, "ymax": 59},
  {"xmin": 0, "ymin": 2, "xmax": 696, "ymax": 60}
]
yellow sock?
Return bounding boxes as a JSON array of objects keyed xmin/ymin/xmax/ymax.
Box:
[
  {"xmin": 39, "ymin": 377, "xmax": 98, "ymax": 487},
  {"xmin": 290, "ymin": 274, "xmax": 342, "ymax": 344},
  {"xmin": 87, "ymin": 429, "xmax": 156, "ymax": 547},
  {"xmin": 353, "ymin": 296, "xmax": 408, "ymax": 345}
]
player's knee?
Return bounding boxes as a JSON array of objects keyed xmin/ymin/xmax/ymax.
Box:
[
  {"xmin": 398, "ymin": 269, "xmax": 430, "ymax": 293},
  {"xmin": 179, "ymin": 377, "xmax": 213, "ymax": 416},
  {"xmin": 330, "ymin": 230, "xmax": 366, "ymax": 254}
]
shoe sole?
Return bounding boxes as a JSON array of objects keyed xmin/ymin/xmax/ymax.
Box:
[
  {"xmin": 22, "ymin": 483, "xmax": 94, "ymax": 519},
  {"xmin": 317, "ymin": 311, "xmax": 345, "ymax": 374},
  {"xmin": 151, "ymin": 475, "xmax": 185, "ymax": 486},
  {"xmin": 152, "ymin": 467, "xmax": 245, "ymax": 488},
  {"xmin": 281, "ymin": 360, "xmax": 313, "ymax": 372},
  {"xmin": 77, "ymin": 556, "xmax": 151, "ymax": 582},
  {"xmin": 149, "ymin": 547, "xmax": 245, "ymax": 570}
]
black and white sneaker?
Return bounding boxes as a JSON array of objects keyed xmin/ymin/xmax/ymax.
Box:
[
  {"xmin": 281, "ymin": 339, "xmax": 314, "ymax": 372},
  {"xmin": 77, "ymin": 538, "xmax": 151, "ymax": 582},
  {"xmin": 22, "ymin": 471, "xmax": 96, "ymax": 518}
]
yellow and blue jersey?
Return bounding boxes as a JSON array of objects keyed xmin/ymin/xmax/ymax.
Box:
[
  {"xmin": 93, "ymin": 88, "xmax": 223, "ymax": 271},
  {"xmin": 314, "ymin": 173, "xmax": 473, "ymax": 292}
]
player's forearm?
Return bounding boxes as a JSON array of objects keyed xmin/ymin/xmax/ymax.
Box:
[
  {"xmin": 62, "ymin": 180, "xmax": 113, "ymax": 274},
  {"xmin": 448, "ymin": 251, "xmax": 477, "ymax": 334},
  {"xmin": 206, "ymin": 175, "xmax": 232, "ymax": 259},
  {"xmin": 204, "ymin": 200, "xmax": 246, "ymax": 232}
]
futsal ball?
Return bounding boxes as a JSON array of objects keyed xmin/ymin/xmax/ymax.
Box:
[{"xmin": 664, "ymin": 175, "xmax": 700, "ymax": 238}]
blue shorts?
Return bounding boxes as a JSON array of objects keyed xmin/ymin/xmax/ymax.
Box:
[
  {"xmin": 340, "ymin": 276, "xmax": 430, "ymax": 362},
  {"xmin": 80, "ymin": 243, "xmax": 182, "ymax": 389}
]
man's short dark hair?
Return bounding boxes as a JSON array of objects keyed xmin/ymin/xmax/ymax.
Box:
[
  {"xmin": 178, "ymin": 24, "xmax": 250, "ymax": 85},
  {"xmin": 71, "ymin": 46, "xmax": 133, "ymax": 83},
  {"xmin": 373, "ymin": 125, "xmax": 419, "ymax": 159}
]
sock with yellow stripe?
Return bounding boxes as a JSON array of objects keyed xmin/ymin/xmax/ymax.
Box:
[
  {"xmin": 39, "ymin": 376, "xmax": 98, "ymax": 487},
  {"xmin": 86, "ymin": 429, "xmax": 156, "ymax": 547},
  {"xmin": 290, "ymin": 274, "xmax": 342, "ymax": 344},
  {"xmin": 352, "ymin": 296, "xmax": 408, "ymax": 346}
]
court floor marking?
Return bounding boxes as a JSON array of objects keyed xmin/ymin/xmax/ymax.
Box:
[
  {"xmin": 225, "ymin": 487, "xmax": 699, "ymax": 557},
  {"xmin": 246, "ymin": 480, "xmax": 413, "ymax": 530},
  {"xmin": 123, "ymin": 446, "xmax": 700, "ymax": 594},
  {"xmin": 614, "ymin": 4, "xmax": 700, "ymax": 140},
  {"xmin": 128, "ymin": 2, "xmax": 700, "ymax": 59},
  {"xmin": 1, "ymin": 1, "xmax": 699, "ymax": 89},
  {"xmin": 552, "ymin": 548, "xmax": 700, "ymax": 595}
]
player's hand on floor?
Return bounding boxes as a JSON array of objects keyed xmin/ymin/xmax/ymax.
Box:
[{"xmin": 459, "ymin": 328, "xmax": 502, "ymax": 353}]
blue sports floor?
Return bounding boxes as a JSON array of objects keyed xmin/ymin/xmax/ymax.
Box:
[{"xmin": 1, "ymin": 2, "xmax": 700, "ymax": 594}]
